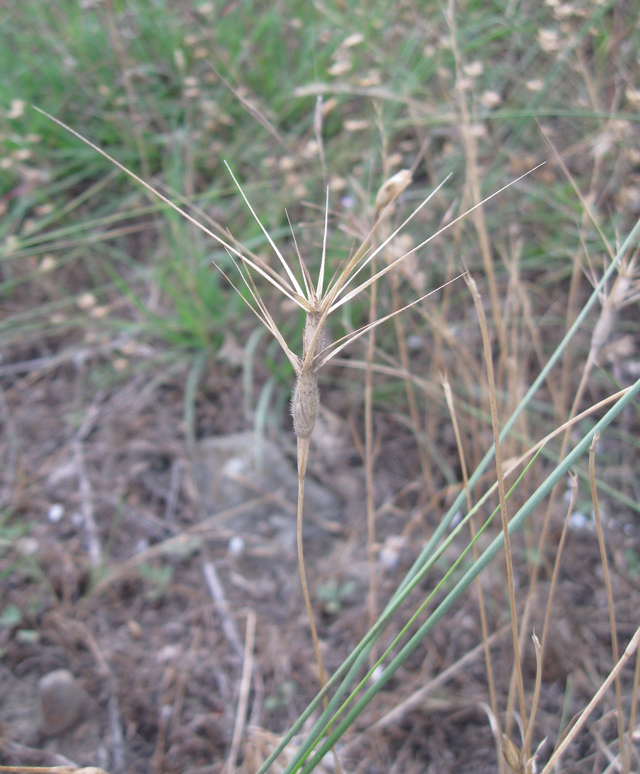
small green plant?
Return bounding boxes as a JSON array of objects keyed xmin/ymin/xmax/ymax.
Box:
[
  {"xmin": 316, "ymin": 579, "xmax": 358, "ymax": 616},
  {"xmin": 137, "ymin": 563, "xmax": 174, "ymax": 602}
]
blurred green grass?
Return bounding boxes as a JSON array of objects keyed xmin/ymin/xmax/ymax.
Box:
[{"xmin": 1, "ymin": 0, "xmax": 639, "ymax": 425}]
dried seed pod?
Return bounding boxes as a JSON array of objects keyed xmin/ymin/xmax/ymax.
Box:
[
  {"xmin": 374, "ymin": 169, "xmax": 412, "ymax": 215},
  {"xmin": 292, "ymin": 311, "xmax": 325, "ymax": 440},
  {"xmin": 292, "ymin": 368, "xmax": 320, "ymax": 440}
]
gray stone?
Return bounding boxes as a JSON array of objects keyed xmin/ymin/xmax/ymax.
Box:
[
  {"xmin": 193, "ymin": 432, "xmax": 340, "ymax": 535},
  {"xmin": 38, "ymin": 669, "xmax": 87, "ymax": 735}
]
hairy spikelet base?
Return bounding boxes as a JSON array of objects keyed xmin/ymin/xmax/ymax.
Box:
[{"xmin": 292, "ymin": 311, "xmax": 325, "ymax": 440}]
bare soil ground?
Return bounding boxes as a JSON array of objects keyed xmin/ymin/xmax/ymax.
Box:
[{"xmin": 1, "ymin": 300, "xmax": 639, "ymax": 774}]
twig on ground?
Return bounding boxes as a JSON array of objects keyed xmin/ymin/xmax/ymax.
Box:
[
  {"xmin": 226, "ymin": 609, "xmax": 257, "ymax": 774},
  {"xmin": 164, "ymin": 457, "xmax": 183, "ymax": 524},
  {"xmin": 72, "ymin": 438, "xmax": 102, "ymax": 568},
  {"xmin": 72, "ymin": 395, "xmax": 106, "ymax": 568},
  {"xmin": 0, "ymin": 385, "xmax": 17, "ymax": 509},
  {"xmin": 108, "ymin": 693, "xmax": 126, "ymax": 774},
  {"xmin": 202, "ymin": 561, "xmax": 244, "ymax": 661}
]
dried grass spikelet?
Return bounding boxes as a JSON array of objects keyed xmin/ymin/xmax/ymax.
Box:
[
  {"xmin": 292, "ymin": 311, "xmax": 325, "ymax": 439},
  {"xmin": 590, "ymin": 255, "xmax": 637, "ymax": 361},
  {"xmin": 374, "ymin": 168, "xmax": 412, "ymax": 215},
  {"xmin": 290, "ymin": 168, "xmax": 415, "ymax": 442}
]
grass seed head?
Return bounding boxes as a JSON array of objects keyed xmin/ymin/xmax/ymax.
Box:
[
  {"xmin": 374, "ymin": 169, "xmax": 412, "ymax": 215},
  {"xmin": 292, "ymin": 368, "xmax": 320, "ymax": 440},
  {"xmin": 292, "ymin": 311, "xmax": 326, "ymax": 439}
]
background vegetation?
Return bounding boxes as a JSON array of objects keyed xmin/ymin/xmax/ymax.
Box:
[{"xmin": 1, "ymin": 1, "xmax": 639, "ymax": 773}]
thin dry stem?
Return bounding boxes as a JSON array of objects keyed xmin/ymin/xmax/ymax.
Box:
[
  {"xmin": 448, "ymin": 0, "xmax": 505, "ymax": 357},
  {"xmin": 507, "ymin": 246, "xmax": 562, "ymax": 410},
  {"xmin": 364, "ymin": 249, "xmax": 378, "ymax": 670},
  {"xmin": 589, "ymin": 433, "xmax": 626, "ymax": 759},
  {"xmin": 511, "ymin": 238, "xmax": 637, "ymax": 736},
  {"xmin": 522, "ymin": 633, "xmax": 542, "ymax": 761},
  {"xmin": 510, "ymin": 136, "xmax": 635, "ymax": 739},
  {"xmin": 539, "ymin": 126, "xmax": 615, "ymax": 264},
  {"xmin": 362, "ymin": 167, "xmax": 413, "ymax": 669},
  {"xmin": 295, "ymin": 439, "xmax": 342, "ymax": 774},
  {"xmin": 295, "ymin": 437, "xmax": 325, "ymax": 687},
  {"xmin": 211, "ymin": 66, "xmax": 285, "ymax": 147},
  {"xmin": 627, "ymin": 646, "xmax": 640, "ymax": 773},
  {"xmin": 466, "ymin": 273, "xmax": 528, "ymax": 746},
  {"xmin": 443, "ymin": 376, "xmax": 501, "ymax": 770},
  {"xmin": 539, "ymin": 474, "xmax": 577, "ymax": 667}
]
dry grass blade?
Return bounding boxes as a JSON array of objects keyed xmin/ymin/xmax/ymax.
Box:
[
  {"xmin": 627, "ymin": 646, "xmax": 640, "ymax": 772},
  {"xmin": 522, "ymin": 634, "xmax": 543, "ymax": 767}
]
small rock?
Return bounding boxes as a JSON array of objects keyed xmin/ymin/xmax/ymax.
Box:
[
  {"xmin": 228, "ymin": 535, "xmax": 245, "ymax": 557},
  {"xmin": 193, "ymin": 432, "xmax": 340, "ymax": 530},
  {"xmin": 47, "ymin": 503, "xmax": 65, "ymax": 523},
  {"xmin": 38, "ymin": 669, "xmax": 86, "ymax": 735}
]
